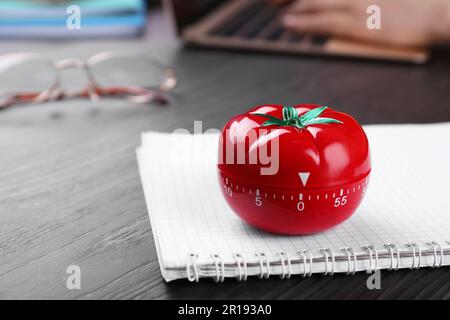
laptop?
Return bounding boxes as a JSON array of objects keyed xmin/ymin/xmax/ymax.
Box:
[{"xmin": 163, "ymin": 0, "xmax": 429, "ymax": 64}]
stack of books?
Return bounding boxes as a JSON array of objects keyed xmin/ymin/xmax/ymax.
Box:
[{"xmin": 0, "ymin": 0, "xmax": 147, "ymax": 39}]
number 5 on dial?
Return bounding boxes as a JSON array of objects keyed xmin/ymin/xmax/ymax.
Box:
[{"xmin": 255, "ymin": 189, "xmax": 262, "ymax": 207}]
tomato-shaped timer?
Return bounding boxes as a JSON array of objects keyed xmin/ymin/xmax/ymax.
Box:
[{"xmin": 218, "ymin": 104, "xmax": 371, "ymax": 235}]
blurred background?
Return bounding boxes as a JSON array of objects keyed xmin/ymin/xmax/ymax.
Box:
[
  {"xmin": 2, "ymin": 0, "xmax": 447, "ymax": 62},
  {"xmin": 1, "ymin": 0, "xmax": 450, "ymax": 123},
  {"xmin": 0, "ymin": 0, "xmax": 165, "ymax": 40}
]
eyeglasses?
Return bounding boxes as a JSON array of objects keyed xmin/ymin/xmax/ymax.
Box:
[{"xmin": 0, "ymin": 51, "xmax": 177, "ymax": 110}]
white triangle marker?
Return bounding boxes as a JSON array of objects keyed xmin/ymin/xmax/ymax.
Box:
[{"xmin": 298, "ymin": 172, "xmax": 311, "ymax": 186}]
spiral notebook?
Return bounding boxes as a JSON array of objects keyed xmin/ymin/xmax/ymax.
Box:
[{"xmin": 137, "ymin": 123, "xmax": 450, "ymax": 282}]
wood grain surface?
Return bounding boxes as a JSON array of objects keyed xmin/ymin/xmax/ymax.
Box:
[{"xmin": 0, "ymin": 16, "xmax": 450, "ymax": 299}]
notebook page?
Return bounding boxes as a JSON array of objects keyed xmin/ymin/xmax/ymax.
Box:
[{"xmin": 137, "ymin": 124, "xmax": 450, "ymax": 281}]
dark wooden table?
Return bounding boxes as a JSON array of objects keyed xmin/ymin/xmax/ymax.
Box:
[{"xmin": 0, "ymin": 11, "xmax": 450, "ymax": 300}]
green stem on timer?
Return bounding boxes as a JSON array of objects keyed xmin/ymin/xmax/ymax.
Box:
[{"xmin": 253, "ymin": 106, "xmax": 343, "ymax": 129}]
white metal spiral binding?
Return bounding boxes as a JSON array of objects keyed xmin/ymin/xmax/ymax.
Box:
[
  {"xmin": 383, "ymin": 243, "xmax": 400, "ymax": 271},
  {"xmin": 362, "ymin": 245, "xmax": 378, "ymax": 273},
  {"xmin": 341, "ymin": 247, "xmax": 357, "ymax": 275},
  {"xmin": 255, "ymin": 253, "xmax": 270, "ymax": 279},
  {"xmin": 348, "ymin": 247, "xmax": 357, "ymax": 275},
  {"xmin": 405, "ymin": 243, "xmax": 422, "ymax": 269},
  {"xmin": 211, "ymin": 254, "xmax": 225, "ymax": 283},
  {"xmin": 187, "ymin": 240, "xmax": 449, "ymax": 282},
  {"xmin": 319, "ymin": 248, "xmax": 335, "ymax": 276},
  {"xmin": 233, "ymin": 253, "xmax": 248, "ymax": 281},
  {"xmin": 186, "ymin": 253, "xmax": 199, "ymax": 282},
  {"xmin": 319, "ymin": 248, "xmax": 329, "ymax": 276},
  {"xmin": 373, "ymin": 246, "xmax": 379, "ymax": 271},
  {"xmin": 425, "ymin": 241, "xmax": 443, "ymax": 268},
  {"xmin": 362, "ymin": 245, "xmax": 373, "ymax": 273},
  {"xmin": 298, "ymin": 249, "xmax": 313, "ymax": 277},
  {"xmin": 328, "ymin": 249, "xmax": 336, "ymax": 275},
  {"xmin": 278, "ymin": 251, "xmax": 292, "ymax": 279}
]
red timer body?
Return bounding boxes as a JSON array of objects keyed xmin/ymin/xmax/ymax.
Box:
[{"xmin": 218, "ymin": 104, "xmax": 371, "ymax": 235}]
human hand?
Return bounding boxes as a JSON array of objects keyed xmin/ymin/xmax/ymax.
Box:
[{"xmin": 280, "ymin": 0, "xmax": 450, "ymax": 47}]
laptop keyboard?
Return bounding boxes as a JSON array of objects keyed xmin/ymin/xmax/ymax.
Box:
[
  {"xmin": 212, "ymin": 1, "xmax": 266, "ymax": 37},
  {"xmin": 210, "ymin": 0, "xmax": 328, "ymax": 47}
]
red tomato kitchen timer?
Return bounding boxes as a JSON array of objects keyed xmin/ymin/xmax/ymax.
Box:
[{"xmin": 217, "ymin": 104, "xmax": 371, "ymax": 235}]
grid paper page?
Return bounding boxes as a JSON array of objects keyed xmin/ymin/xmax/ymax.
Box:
[{"xmin": 137, "ymin": 124, "xmax": 450, "ymax": 281}]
